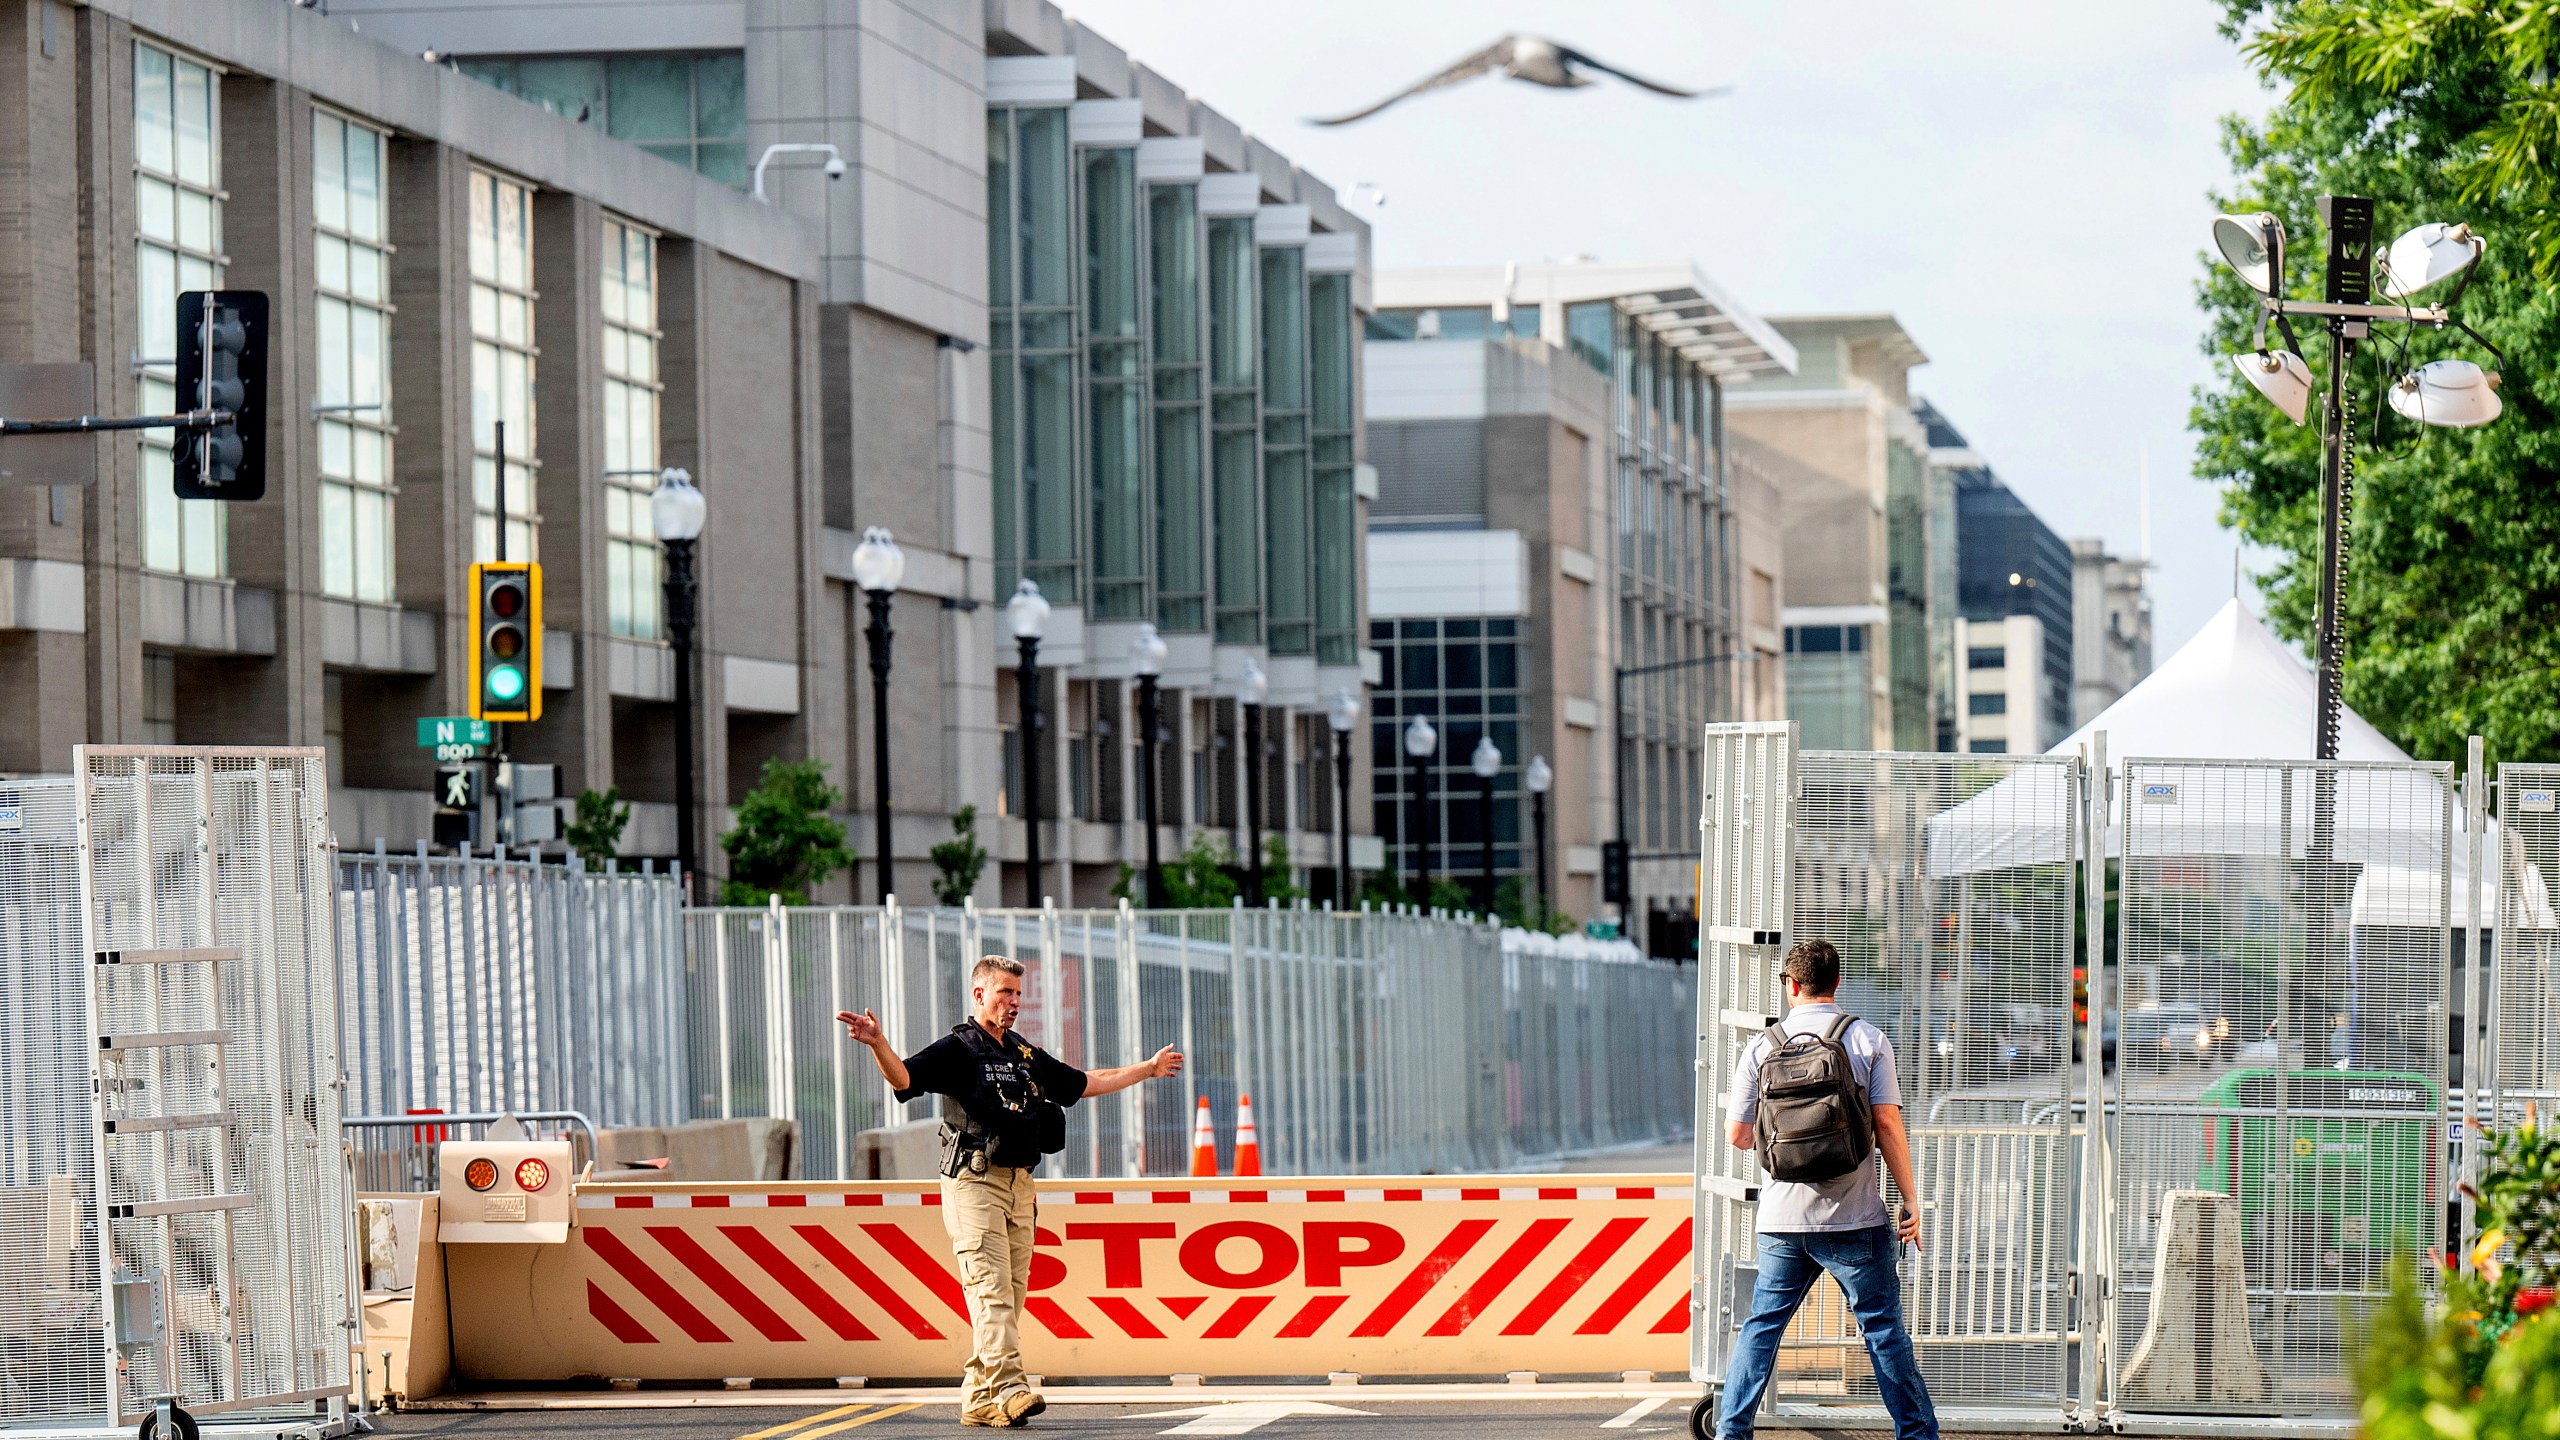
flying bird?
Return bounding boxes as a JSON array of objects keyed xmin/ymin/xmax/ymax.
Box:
[{"xmin": 1310, "ymin": 34, "xmax": 1726, "ymax": 127}]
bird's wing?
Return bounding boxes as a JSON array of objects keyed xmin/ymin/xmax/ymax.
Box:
[
  {"xmin": 1308, "ymin": 36, "xmax": 1518, "ymax": 125},
  {"xmin": 1555, "ymin": 45, "xmax": 1722, "ymax": 99}
]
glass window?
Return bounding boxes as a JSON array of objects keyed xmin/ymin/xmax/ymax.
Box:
[
  {"xmin": 603, "ymin": 218, "xmax": 664, "ymax": 638},
  {"xmin": 1016, "ymin": 109, "xmax": 1071, "ymax": 306},
  {"xmin": 1969, "ymin": 692, "xmax": 2007, "ymax": 716},
  {"xmin": 459, "ymin": 53, "xmax": 747, "ymax": 184},
  {"xmin": 1208, "ymin": 217, "xmax": 1257, "ymax": 389},
  {"xmin": 1148, "ymin": 184, "xmax": 1199, "ymax": 364},
  {"xmin": 1968, "ymin": 646, "xmax": 2007, "ymax": 669},
  {"xmin": 1365, "ymin": 309, "xmax": 1419, "ymax": 341},
  {"xmin": 470, "ymin": 170, "xmax": 540, "ymax": 562},
  {"xmin": 315, "ymin": 110, "xmax": 396, "ymax": 602},
  {"xmin": 1148, "ymin": 183, "xmax": 1207, "ymax": 634},
  {"xmin": 136, "ymin": 42, "xmax": 223, "ymax": 578}
]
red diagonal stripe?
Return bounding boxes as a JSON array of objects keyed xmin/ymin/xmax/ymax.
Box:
[
  {"xmin": 863, "ymin": 1222, "xmax": 972, "ymax": 1319},
  {"xmin": 721, "ymin": 1225, "xmax": 876, "ymax": 1341},
  {"xmin": 646, "ymin": 1226, "xmax": 805, "ymax": 1342},
  {"xmin": 1574, "ymin": 1218, "xmax": 1692, "ymax": 1335},
  {"xmin": 1092, "ymin": 1295, "xmax": 1165, "ymax": 1338},
  {"xmin": 1350, "ymin": 1219, "xmax": 1496, "ymax": 1338},
  {"xmin": 1501, "ymin": 1216, "xmax": 1644, "ymax": 1336},
  {"xmin": 1425, "ymin": 1217, "xmax": 1569, "ymax": 1337},
  {"xmin": 797, "ymin": 1225, "xmax": 944, "ymax": 1340},
  {"xmin": 1026, "ymin": 1296, "xmax": 1090, "ymax": 1338},
  {"xmin": 1161, "ymin": 1296, "xmax": 1206, "ymax": 1320},
  {"xmin": 1275, "ymin": 1293, "xmax": 1348, "ymax": 1338},
  {"xmin": 1202, "ymin": 1294, "xmax": 1273, "ymax": 1339},
  {"xmin": 586, "ymin": 1279, "xmax": 658, "ymax": 1344},
  {"xmin": 583, "ymin": 1228, "xmax": 730, "ymax": 1343},
  {"xmin": 1650, "ymin": 1288, "xmax": 1692, "ymax": 1334}
]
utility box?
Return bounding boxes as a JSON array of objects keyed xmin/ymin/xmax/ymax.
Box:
[{"xmin": 438, "ymin": 1139, "xmax": 574, "ymax": 1243}]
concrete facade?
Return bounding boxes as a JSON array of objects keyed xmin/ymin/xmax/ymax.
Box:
[
  {"xmin": 0, "ymin": 0, "xmax": 826, "ymax": 887},
  {"xmin": 2070, "ymin": 536, "xmax": 2153, "ymax": 727}
]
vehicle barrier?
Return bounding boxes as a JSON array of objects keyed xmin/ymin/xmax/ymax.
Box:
[{"xmin": 439, "ymin": 1175, "xmax": 1690, "ymax": 1382}]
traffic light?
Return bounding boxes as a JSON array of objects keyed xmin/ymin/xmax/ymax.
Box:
[
  {"xmin": 172, "ymin": 290, "xmax": 269, "ymax": 500},
  {"xmin": 468, "ymin": 562, "xmax": 543, "ymax": 722},
  {"xmin": 1601, "ymin": 839, "xmax": 1631, "ymax": 908}
]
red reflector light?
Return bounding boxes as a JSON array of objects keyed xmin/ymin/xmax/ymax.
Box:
[
  {"xmin": 464, "ymin": 1158, "xmax": 499, "ymax": 1192},
  {"xmin": 515, "ymin": 1157, "xmax": 551, "ymax": 1193}
]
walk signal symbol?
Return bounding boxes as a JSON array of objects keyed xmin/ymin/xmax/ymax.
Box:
[
  {"xmin": 468, "ymin": 562, "xmax": 542, "ymax": 722},
  {"xmin": 435, "ymin": 765, "xmax": 480, "ymax": 810}
]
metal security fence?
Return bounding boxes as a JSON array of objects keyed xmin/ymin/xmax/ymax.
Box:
[
  {"xmin": 2492, "ymin": 764, "xmax": 2560, "ymax": 1133},
  {"xmin": 335, "ymin": 847, "xmax": 689, "ymax": 1139},
  {"xmin": 683, "ymin": 899, "xmax": 1695, "ymax": 1181}
]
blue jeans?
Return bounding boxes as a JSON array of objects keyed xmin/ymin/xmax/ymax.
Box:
[{"xmin": 1719, "ymin": 1225, "xmax": 1938, "ymax": 1440}]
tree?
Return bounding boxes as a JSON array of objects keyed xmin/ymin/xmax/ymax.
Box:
[
  {"xmin": 2196, "ymin": 1, "xmax": 2560, "ymax": 762},
  {"xmin": 564, "ymin": 786, "xmax": 631, "ymax": 871},
  {"xmin": 718, "ymin": 758, "xmax": 854, "ymax": 905},
  {"xmin": 1258, "ymin": 834, "xmax": 1305, "ymax": 907},
  {"xmin": 1112, "ymin": 832, "xmax": 1240, "ymax": 909},
  {"xmin": 930, "ymin": 804, "xmax": 988, "ymax": 906}
]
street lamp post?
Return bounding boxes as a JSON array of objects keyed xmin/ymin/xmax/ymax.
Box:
[
  {"xmin": 652, "ymin": 468, "xmax": 708, "ymax": 904},
  {"xmin": 1240, "ymin": 659, "xmax": 1269, "ymax": 907},
  {"xmin": 850, "ymin": 527, "xmax": 906, "ymax": 903},
  {"xmin": 1131, "ymin": 623, "xmax": 1170, "ymax": 908},
  {"xmin": 1327, "ymin": 687, "xmax": 1362, "ymax": 908},
  {"xmin": 1608, "ymin": 650, "xmax": 1747, "ymax": 923},
  {"xmin": 1402, "ymin": 713, "xmax": 1437, "ymax": 905},
  {"xmin": 1007, "ymin": 580, "xmax": 1051, "ymax": 904},
  {"xmin": 1525, "ymin": 754, "xmax": 1553, "ymax": 928},
  {"xmin": 1471, "ymin": 734, "xmax": 1501, "ymax": 918}
]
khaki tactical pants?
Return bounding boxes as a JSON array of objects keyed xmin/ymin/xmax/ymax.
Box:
[{"xmin": 941, "ymin": 1165, "xmax": 1036, "ymax": 1411}]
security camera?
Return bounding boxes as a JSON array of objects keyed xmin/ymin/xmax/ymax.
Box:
[{"xmin": 825, "ymin": 156, "xmax": 847, "ymax": 180}]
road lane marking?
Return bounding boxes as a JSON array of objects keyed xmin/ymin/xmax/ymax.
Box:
[
  {"xmin": 798, "ymin": 1405, "xmax": 918, "ymax": 1438},
  {"xmin": 1602, "ymin": 1396, "xmax": 1668, "ymax": 1428},
  {"xmin": 1142, "ymin": 1400, "xmax": 1375, "ymax": 1434},
  {"xmin": 733, "ymin": 1405, "xmax": 870, "ymax": 1440}
]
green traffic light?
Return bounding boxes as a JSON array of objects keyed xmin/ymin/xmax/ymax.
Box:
[{"xmin": 486, "ymin": 664, "xmax": 526, "ymax": 703}]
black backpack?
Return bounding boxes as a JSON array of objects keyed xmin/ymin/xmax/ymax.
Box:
[{"xmin": 1752, "ymin": 1013, "xmax": 1876, "ymax": 1184}]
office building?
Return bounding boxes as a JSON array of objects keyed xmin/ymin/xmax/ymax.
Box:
[
  {"xmin": 1365, "ymin": 262, "xmax": 1794, "ymax": 949},
  {"xmin": 1919, "ymin": 402, "xmax": 2073, "ymax": 755},
  {"xmin": 1728, "ymin": 315, "xmax": 1937, "ymax": 752},
  {"xmin": 2071, "ymin": 537, "xmax": 2153, "ymax": 726}
]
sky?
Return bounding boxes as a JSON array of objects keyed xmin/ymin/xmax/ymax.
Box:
[{"xmin": 1063, "ymin": 0, "xmax": 2280, "ymax": 659}]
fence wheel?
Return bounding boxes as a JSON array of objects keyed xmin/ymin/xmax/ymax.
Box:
[
  {"xmin": 137, "ymin": 1406, "xmax": 199, "ymax": 1440},
  {"xmin": 1688, "ymin": 1395, "xmax": 1714, "ymax": 1440}
]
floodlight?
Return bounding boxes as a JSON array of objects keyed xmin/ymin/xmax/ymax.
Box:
[
  {"xmin": 2379, "ymin": 222, "xmax": 2482, "ymax": 300},
  {"xmin": 2212, "ymin": 213, "xmax": 2286, "ymax": 296},
  {"xmin": 2389, "ymin": 359, "xmax": 2502, "ymax": 429},
  {"xmin": 2234, "ymin": 349, "xmax": 2312, "ymax": 426}
]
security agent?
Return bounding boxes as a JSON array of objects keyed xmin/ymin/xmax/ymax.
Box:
[{"xmin": 840, "ymin": 954, "xmax": 1181, "ymax": 1428}]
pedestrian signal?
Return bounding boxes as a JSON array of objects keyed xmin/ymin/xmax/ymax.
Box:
[
  {"xmin": 172, "ymin": 290, "xmax": 269, "ymax": 500},
  {"xmin": 468, "ymin": 562, "xmax": 542, "ymax": 722}
]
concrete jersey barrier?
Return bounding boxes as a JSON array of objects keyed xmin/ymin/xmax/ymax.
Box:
[{"xmin": 439, "ymin": 1175, "xmax": 1693, "ymax": 1384}]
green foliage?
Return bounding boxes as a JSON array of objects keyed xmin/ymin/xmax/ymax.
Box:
[
  {"xmin": 930, "ymin": 804, "xmax": 988, "ymax": 907},
  {"xmin": 1426, "ymin": 878, "xmax": 1475, "ymax": 914},
  {"xmin": 717, "ymin": 758, "xmax": 854, "ymax": 906},
  {"xmin": 2463, "ymin": 1107, "xmax": 2560, "ymax": 1333},
  {"xmin": 1359, "ymin": 870, "xmax": 1411, "ymax": 908},
  {"xmin": 1113, "ymin": 832, "xmax": 1241, "ymax": 909},
  {"xmin": 564, "ymin": 786, "xmax": 631, "ymax": 871},
  {"xmin": 1494, "ymin": 875, "xmax": 1578, "ymax": 936},
  {"xmin": 1259, "ymin": 834, "xmax": 1305, "ymax": 907},
  {"xmin": 2199, "ymin": 1, "xmax": 2560, "ymax": 760}
]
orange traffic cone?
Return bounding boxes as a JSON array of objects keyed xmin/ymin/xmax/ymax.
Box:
[
  {"xmin": 1233, "ymin": 1093, "xmax": 1261, "ymax": 1177},
  {"xmin": 1190, "ymin": 1095, "xmax": 1219, "ymax": 1177}
]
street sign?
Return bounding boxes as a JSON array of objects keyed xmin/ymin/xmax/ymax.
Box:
[
  {"xmin": 432, "ymin": 741, "xmax": 485, "ymax": 762},
  {"xmin": 434, "ymin": 765, "xmax": 481, "ymax": 812},
  {"xmin": 418, "ymin": 716, "xmax": 492, "ymax": 748}
]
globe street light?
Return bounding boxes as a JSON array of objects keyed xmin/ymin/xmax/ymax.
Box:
[
  {"xmin": 1326, "ymin": 687, "xmax": 1362, "ymax": 907},
  {"xmin": 1240, "ymin": 658, "xmax": 1270, "ymax": 907},
  {"xmin": 1471, "ymin": 733, "xmax": 1502, "ymax": 918},
  {"xmin": 850, "ymin": 526, "xmax": 905, "ymax": 903},
  {"xmin": 1131, "ymin": 623, "xmax": 1170, "ymax": 908},
  {"xmin": 1402, "ymin": 712, "xmax": 1437, "ymax": 905},
  {"xmin": 651, "ymin": 467, "xmax": 708, "ymax": 903},
  {"xmin": 1525, "ymin": 753, "xmax": 1554, "ymax": 929},
  {"xmin": 1007, "ymin": 579, "xmax": 1051, "ymax": 903}
]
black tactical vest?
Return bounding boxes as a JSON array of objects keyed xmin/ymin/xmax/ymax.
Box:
[{"xmin": 941, "ymin": 1022, "xmax": 1069, "ymax": 1168}]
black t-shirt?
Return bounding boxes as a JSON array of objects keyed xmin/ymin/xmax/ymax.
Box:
[{"xmin": 894, "ymin": 1026, "xmax": 1089, "ymax": 1113}]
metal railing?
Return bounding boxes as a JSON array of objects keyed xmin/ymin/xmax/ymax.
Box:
[
  {"xmin": 682, "ymin": 898, "xmax": 1696, "ymax": 1180},
  {"xmin": 342, "ymin": 1110, "xmax": 600, "ymax": 1193}
]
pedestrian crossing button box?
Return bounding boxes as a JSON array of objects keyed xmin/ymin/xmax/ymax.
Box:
[{"xmin": 438, "ymin": 1138, "xmax": 572, "ymax": 1243}]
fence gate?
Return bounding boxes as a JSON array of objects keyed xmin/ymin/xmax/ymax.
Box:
[
  {"xmin": 2110, "ymin": 757, "xmax": 2454, "ymax": 1425},
  {"xmin": 74, "ymin": 748, "xmax": 352, "ymax": 1426},
  {"xmin": 1692, "ymin": 725, "xmax": 2087, "ymax": 1429}
]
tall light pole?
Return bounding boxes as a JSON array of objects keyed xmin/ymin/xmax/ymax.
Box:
[
  {"xmin": 1131, "ymin": 623, "xmax": 1170, "ymax": 908},
  {"xmin": 1525, "ymin": 753, "xmax": 1553, "ymax": 928},
  {"xmin": 1327, "ymin": 687, "xmax": 1361, "ymax": 908},
  {"xmin": 1403, "ymin": 713, "xmax": 1437, "ymax": 905},
  {"xmin": 1471, "ymin": 734, "xmax": 1502, "ymax": 918},
  {"xmin": 1007, "ymin": 580, "xmax": 1051, "ymax": 904},
  {"xmin": 1240, "ymin": 658, "xmax": 1269, "ymax": 907},
  {"xmin": 850, "ymin": 527, "xmax": 905, "ymax": 903},
  {"xmin": 651, "ymin": 467, "xmax": 707, "ymax": 904}
]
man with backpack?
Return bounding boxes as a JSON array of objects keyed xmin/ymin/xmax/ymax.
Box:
[{"xmin": 1718, "ymin": 939, "xmax": 1936, "ymax": 1440}]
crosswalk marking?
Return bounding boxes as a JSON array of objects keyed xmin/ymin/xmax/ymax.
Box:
[
  {"xmin": 732, "ymin": 1405, "xmax": 870, "ymax": 1440},
  {"xmin": 1601, "ymin": 1396, "xmax": 1669, "ymax": 1428}
]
